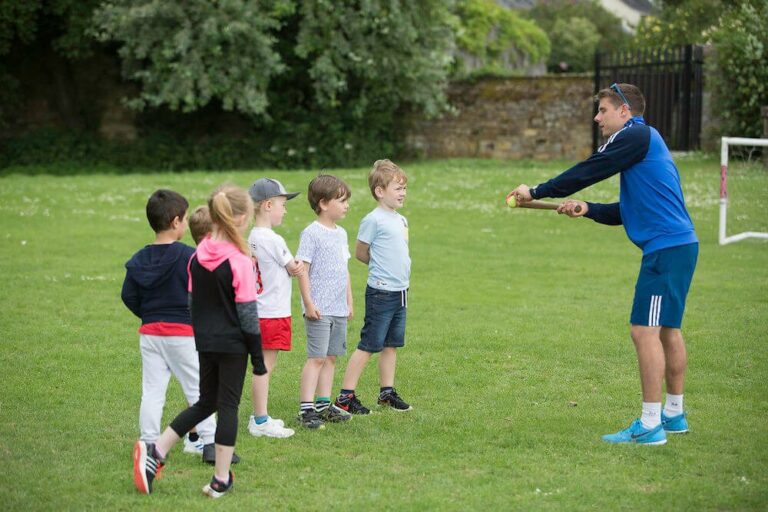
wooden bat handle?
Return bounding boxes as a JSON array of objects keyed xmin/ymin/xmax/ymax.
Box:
[{"xmin": 517, "ymin": 200, "xmax": 582, "ymax": 213}]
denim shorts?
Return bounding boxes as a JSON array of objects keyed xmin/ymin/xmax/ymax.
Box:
[
  {"xmin": 631, "ymin": 243, "xmax": 698, "ymax": 328},
  {"xmin": 357, "ymin": 286, "xmax": 407, "ymax": 353}
]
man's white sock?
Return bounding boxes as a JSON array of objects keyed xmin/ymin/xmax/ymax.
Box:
[
  {"xmin": 641, "ymin": 402, "xmax": 662, "ymax": 429},
  {"xmin": 664, "ymin": 394, "xmax": 684, "ymax": 417}
]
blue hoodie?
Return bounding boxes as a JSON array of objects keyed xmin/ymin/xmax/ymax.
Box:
[
  {"xmin": 121, "ymin": 241, "xmax": 195, "ymax": 326},
  {"xmin": 531, "ymin": 116, "xmax": 697, "ymax": 255}
]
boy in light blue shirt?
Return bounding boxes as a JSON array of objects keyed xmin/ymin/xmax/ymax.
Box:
[{"xmin": 335, "ymin": 159, "xmax": 413, "ymax": 414}]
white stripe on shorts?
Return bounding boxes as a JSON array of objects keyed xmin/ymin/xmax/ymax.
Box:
[{"xmin": 648, "ymin": 295, "xmax": 662, "ymax": 326}]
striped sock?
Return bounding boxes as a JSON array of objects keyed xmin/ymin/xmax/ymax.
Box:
[
  {"xmin": 315, "ymin": 398, "xmax": 331, "ymax": 412},
  {"xmin": 300, "ymin": 401, "xmax": 314, "ymax": 413}
]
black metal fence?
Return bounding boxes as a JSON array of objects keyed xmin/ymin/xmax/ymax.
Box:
[{"xmin": 593, "ymin": 45, "xmax": 704, "ymax": 152}]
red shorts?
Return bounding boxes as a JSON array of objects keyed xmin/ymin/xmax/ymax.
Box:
[{"xmin": 259, "ymin": 317, "xmax": 292, "ymax": 351}]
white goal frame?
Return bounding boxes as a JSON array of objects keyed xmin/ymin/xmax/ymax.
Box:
[{"xmin": 719, "ymin": 137, "xmax": 768, "ymax": 245}]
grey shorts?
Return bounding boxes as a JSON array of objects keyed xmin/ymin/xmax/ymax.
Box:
[{"xmin": 304, "ymin": 315, "xmax": 347, "ymax": 358}]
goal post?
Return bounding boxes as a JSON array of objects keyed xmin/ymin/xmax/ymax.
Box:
[{"xmin": 719, "ymin": 137, "xmax": 768, "ymax": 245}]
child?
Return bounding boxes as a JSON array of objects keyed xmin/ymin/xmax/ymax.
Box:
[
  {"xmin": 121, "ymin": 189, "xmax": 216, "ymax": 458},
  {"xmin": 296, "ymin": 175, "xmax": 354, "ymax": 428},
  {"xmin": 189, "ymin": 205, "xmax": 212, "ymax": 245},
  {"xmin": 334, "ymin": 160, "xmax": 413, "ymax": 414},
  {"xmin": 246, "ymin": 178, "xmax": 303, "ymax": 438},
  {"xmin": 133, "ymin": 185, "xmax": 267, "ymax": 498}
]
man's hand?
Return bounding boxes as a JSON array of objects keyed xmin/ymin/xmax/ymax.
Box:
[
  {"xmin": 508, "ymin": 184, "xmax": 532, "ymax": 204},
  {"xmin": 557, "ymin": 200, "xmax": 588, "ymax": 217}
]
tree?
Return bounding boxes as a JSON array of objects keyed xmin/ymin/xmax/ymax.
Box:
[
  {"xmin": 633, "ymin": 0, "xmax": 722, "ymax": 49},
  {"xmin": 294, "ymin": 0, "xmax": 456, "ymax": 119},
  {"xmin": 453, "ymin": 0, "xmax": 550, "ymax": 76},
  {"xmin": 709, "ymin": 0, "xmax": 768, "ymax": 138},
  {"xmin": 526, "ymin": 0, "xmax": 630, "ymax": 73},
  {"xmin": 92, "ymin": 0, "xmax": 290, "ymax": 116}
]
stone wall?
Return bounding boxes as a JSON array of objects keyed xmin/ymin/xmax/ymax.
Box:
[{"xmin": 404, "ymin": 76, "xmax": 594, "ymax": 161}]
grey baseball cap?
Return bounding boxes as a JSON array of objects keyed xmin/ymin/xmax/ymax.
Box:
[{"xmin": 249, "ymin": 178, "xmax": 299, "ymax": 202}]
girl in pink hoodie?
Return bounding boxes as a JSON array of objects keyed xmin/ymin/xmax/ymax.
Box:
[{"xmin": 132, "ymin": 185, "xmax": 267, "ymax": 499}]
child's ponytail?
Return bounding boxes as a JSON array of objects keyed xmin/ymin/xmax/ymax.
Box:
[{"xmin": 208, "ymin": 185, "xmax": 252, "ymax": 255}]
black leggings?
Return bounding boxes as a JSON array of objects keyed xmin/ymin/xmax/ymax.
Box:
[{"xmin": 169, "ymin": 352, "xmax": 247, "ymax": 447}]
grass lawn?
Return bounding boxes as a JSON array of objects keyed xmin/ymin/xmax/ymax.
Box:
[{"xmin": 1, "ymin": 155, "xmax": 766, "ymax": 511}]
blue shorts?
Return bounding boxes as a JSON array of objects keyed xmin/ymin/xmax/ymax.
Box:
[
  {"xmin": 631, "ymin": 243, "xmax": 698, "ymax": 328},
  {"xmin": 357, "ymin": 286, "xmax": 407, "ymax": 353}
]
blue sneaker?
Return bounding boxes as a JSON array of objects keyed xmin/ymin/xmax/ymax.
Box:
[
  {"xmin": 602, "ymin": 419, "xmax": 667, "ymax": 445},
  {"xmin": 661, "ymin": 411, "xmax": 689, "ymax": 434}
]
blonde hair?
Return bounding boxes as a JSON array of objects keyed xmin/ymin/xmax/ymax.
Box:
[
  {"xmin": 207, "ymin": 185, "xmax": 253, "ymax": 254},
  {"xmin": 189, "ymin": 205, "xmax": 212, "ymax": 245},
  {"xmin": 368, "ymin": 159, "xmax": 407, "ymax": 199}
]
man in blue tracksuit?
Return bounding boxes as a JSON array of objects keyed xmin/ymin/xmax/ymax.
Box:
[{"xmin": 510, "ymin": 83, "xmax": 698, "ymax": 445}]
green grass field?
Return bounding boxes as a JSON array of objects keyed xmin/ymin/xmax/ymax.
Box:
[{"xmin": 1, "ymin": 156, "xmax": 766, "ymax": 511}]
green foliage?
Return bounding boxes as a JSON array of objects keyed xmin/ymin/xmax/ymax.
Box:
[
  {"xmin": 0, "ymin": 0, "xmax": 100, "ymax": 58},
  {"xmin": 453, "ymin": 0, "xmax": 550, "ymax": 76},
  {"xmin": 708, "ymin": 1, "xmax": 768, "ymax": 138},
  {"xmin": 526, "ymin": 0, "xmax": 630, "ymax": 73},
  {"xmin": 0, "ymin": 126, "xmax": 396, "ymax": 173},
  {"xmin": 295, "ymin": 0, "xmax": 455, "ymax": 119},
  {"xmin": 92, "ymin": 0, "xmax": 289, "ymax": 115},
  {"xmin": 550, "ymin": 17, "xmax": 601, "ymax": 73},
  {"xmin": 633, "ymin": 0, "xmax": 721, "ymax": 49},
  {"xmin": 0, "ymin": 0, "xmax": 40, "ymax": 55}
]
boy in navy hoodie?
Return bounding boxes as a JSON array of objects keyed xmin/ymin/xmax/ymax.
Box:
[{"xmin": 121, "ymin": 189, "xmax": 216, "ymax": 457}]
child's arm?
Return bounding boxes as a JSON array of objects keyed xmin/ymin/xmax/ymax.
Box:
[
  {"xmin": 346, "ymin": 270, "xmax": 353, "ymax": 320},
  {"xmin": 120, "ymin": 275, "xmax": 141, "ymax": 317},
  {"xmin": 285, "ymin": 258, "xmax": 305, "ymax": 277},
  {"xmin": 297, "ymin": 262, "xmax": 321, "ymax": 320},
  {"xmin": 355, "ymin": 241, "xmax": 370, "ymax": 264}
]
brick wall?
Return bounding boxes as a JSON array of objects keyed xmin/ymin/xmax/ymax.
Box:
[{"xmin": 404, "ymin": 76, "xmax": 595, "ymax": 161}]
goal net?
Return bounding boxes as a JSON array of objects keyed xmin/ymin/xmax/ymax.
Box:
[{"xmin": 719, "ymin": 137, "xmax": 768, "ymax": 245}]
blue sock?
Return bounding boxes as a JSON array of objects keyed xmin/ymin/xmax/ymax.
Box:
[{"xmin": 254, "ymin": 415, "xmax": 269, "ymax": 425}]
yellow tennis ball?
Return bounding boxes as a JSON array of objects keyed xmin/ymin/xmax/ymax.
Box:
[{"xmin": 507, "ymin": 195, "xmax": 517, "ymax": 208}]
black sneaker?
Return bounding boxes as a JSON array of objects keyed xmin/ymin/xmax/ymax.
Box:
[
  {"xmin": 202, "ymin": 444, "xmax": 241, "ymax": 465},
  {"xmin": 335, "ymin": 393, "xmax": 371, "ymax": 415},
  {"xmin": 203, "ymin": 471, "xmax": 234, "ymax": 498},
  {"xmin": 298, "ymin": 408, "xmax": 325, "ymax": 429},
  {"xmin": 133, "ymin": 441, "xmax": 164, "ymax": 494},
  {"xmin": 378, "ymin": 389, "xmax": 413, "ymax": 411},
  {"xmin": 319, "ymin": 403, "xmax": 352, "ymax": 422}
]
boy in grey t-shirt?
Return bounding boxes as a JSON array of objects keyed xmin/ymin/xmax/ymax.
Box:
[{"xmin": 296, "ymin": 175, "xmax": 354, "ymax": 429}]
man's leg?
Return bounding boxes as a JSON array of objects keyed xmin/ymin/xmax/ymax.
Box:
[
  {"xmin": 630, "ymin": 324, "xmax": 665, "ymax": 403},
  {"xmin": 660, "ymin": 327, "xmax": 686, "ymax": 395},
  {"xmin": 660, "ymin": 327, "xmax": 689, "ymax": 432},
  {"xmin": 602, "ymin": 325, "xmax": 667, "ymax": 444}
]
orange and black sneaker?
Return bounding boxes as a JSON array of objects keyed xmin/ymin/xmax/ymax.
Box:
[{"xmin": 132, "ymin": 441, "xmax": 165, "ymax": 494}]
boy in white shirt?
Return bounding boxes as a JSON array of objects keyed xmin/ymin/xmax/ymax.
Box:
[
  {"xmin": 246, "ymin": 178, "xmax": 304, "ymax": 438},
  {"xmin": 296, "ymin": 175, "xmax": 354, "ymax": 429}
]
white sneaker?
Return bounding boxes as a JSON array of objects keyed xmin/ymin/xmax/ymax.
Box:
[
  {"xmin": 248, "ymin": 416, "xmax": 295, "ymax": 438},
  {"xmin": 183, "ymin": 434, "xmax": 205, "ymax": 454}
]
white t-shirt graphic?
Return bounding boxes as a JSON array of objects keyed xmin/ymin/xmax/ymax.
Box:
[{"xmin": 248, "ymin": 227, "xmax": 294, "ymax": 318}]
